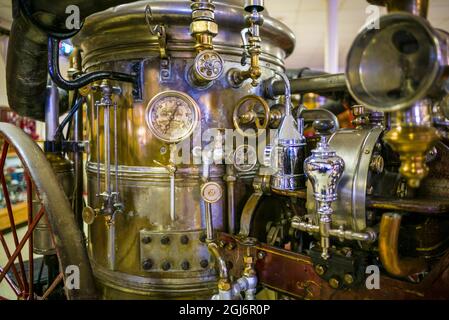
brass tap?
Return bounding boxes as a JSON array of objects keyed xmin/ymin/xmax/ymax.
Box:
[{"xmin": 228, "ymin": 1, "xmax": 265, "ymax": 87}]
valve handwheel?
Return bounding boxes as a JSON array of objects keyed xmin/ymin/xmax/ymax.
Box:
[{"xmin": 233, "ymin": 95, "xmax": 270, "ymax": 137}]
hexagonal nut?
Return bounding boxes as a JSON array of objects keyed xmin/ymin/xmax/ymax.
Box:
[
  {"xmin": 190, "ymin": 21, "xmax": 218, "ymax": 36},
  {"xmin": 244, "ymin": 256, "xmax": 255, "ymax": 265},
  {"xmin": 218, "ymin": 280, "xmax": 232, "ymax": 291}
]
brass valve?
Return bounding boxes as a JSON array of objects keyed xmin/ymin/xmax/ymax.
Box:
[
  {"xmin": 228, "ymin": 0, "xmax": 265, "ymax": 87},
  {"xmin": 189, "ymin": 1, "xmax": 224, "ymax": 86}
]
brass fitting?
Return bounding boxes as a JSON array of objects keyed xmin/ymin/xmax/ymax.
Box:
[
  {"xmin": 228, "ymin": 3, "xmax": 264, "ymax": 87},
  {"xmin": 384, "ymin": 101, "xmax": 440, "ymax": 188},
  {"xmin": 384, "ymin": 126, "xmax": 440, "ymax": 188},
  {"xmin": 190, "ymin": 20, "xmax": 218, "ymax": 52},
  {"xmin": 189, "ymin": 1, "xmax": 223, "ymax": 86},
  {"xmin": 218, "ymin": 279, "xmax": 232, "ymax": 291}
]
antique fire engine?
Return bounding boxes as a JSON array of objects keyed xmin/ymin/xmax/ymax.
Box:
[{"xmin": 1, "ymin": 0, "xmax": 449, "ymax": 300}]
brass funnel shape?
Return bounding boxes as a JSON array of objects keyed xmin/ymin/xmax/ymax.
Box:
[{"xmin": 384, "ymin": 126, "xmax": 439, "ymax": 188}]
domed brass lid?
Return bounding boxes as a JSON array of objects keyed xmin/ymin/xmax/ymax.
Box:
[{"xmin": 72, "ymin": 0, "xmax": 295, "ymax": 68}]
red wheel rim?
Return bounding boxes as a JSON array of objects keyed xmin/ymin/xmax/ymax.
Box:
[{"xmin": 0, "ymin": 141, "xmax": 61, "ymax": 300}]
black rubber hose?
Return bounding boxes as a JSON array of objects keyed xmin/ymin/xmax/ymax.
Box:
[
  {"xmin": 6, "ymin": 15, "xmax": 50, "ymax": 121},
  {"xmin": 55, "ymin": 91, "xmax": 82, "ymax": 141},
  {"xmin": 7, "ymin": 0, "xmax": 138, "ymax": 121},
  {"xmin": 48, "ymin": 37, "xmax": 136, "ymax": 91}
]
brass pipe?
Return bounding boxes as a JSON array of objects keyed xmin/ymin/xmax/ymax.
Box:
[
  {"xmin": 207, "ymin": 242, "xmax": 231, "ymax": 291},
  {"xmin": 379, "ymin": 213, "xmax": 427, "ymax": 278}
]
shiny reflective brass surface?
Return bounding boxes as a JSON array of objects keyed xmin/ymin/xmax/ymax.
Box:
[
  {"xmin": 69, "ymin": 0, "xmax": 295, "ymax": 300},
  {"xmin": 379, "ymin": 213, "xmax": 427, "ymax": 278},
  {"xmin": 384, "ymin": 101, "xmax": 440, "ymax": 188},
  {"xmin": 384, "ymin": 126, "xmax": 439, "ymax": 188}
]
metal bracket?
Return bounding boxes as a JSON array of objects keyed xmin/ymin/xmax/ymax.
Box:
[{"xmin": 160, "ymin": 57, "xmax": 172, "ymax": 83}]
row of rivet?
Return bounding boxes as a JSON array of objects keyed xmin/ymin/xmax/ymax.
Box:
[{"xmin": 142, "ymin": 259, "xmax": 209, "ymax": 271}]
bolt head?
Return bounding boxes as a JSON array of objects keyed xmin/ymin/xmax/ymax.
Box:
[
  {"xmin": 199, "ymin": 233, "xmax": 207, "ymax": 243},
  {"xmin": 142, "ymin": 236, "xmax": 152, "ymax": 244},
  {"xmin": 344, "ymin": 274, "xmax": 354, "ymax": 285},
  {"xmin": 329, "ymin": 277, "xmax": 340, "ymax": 289},
  {"xmin": 315, "ymin": 265, "xmax": 326, "ymax": 276},
  {"xmin": 161, "ymin": 236, "xmax": 170, "ymax": 245},
  {"xmin": 218, "ymin": 280, "xmax": 232, "ymax": 291},
  {"xmin": 142, "ymin": 259, "xmax": 153, "ymax": 270},
  {"xmin": 181, "ymin": 260, "xmax": 190, "ymax": 271},
  {"xmin": 180, "ymin": 235, "xmax": 189, "ymax": 245},
  {"xmin": 257, "ymin": 251, "xmax": 266, "ymax": 260},
  {"xmin": 200, "ymin": 259, "xmax": 209, "ymax": 269},
  {"xmin": 161, "ymin": 261, "xmax": 171, "ymax": 271}
]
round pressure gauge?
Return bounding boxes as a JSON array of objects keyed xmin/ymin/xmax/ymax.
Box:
[
  {"xmin": 146, "ymin": 91, "xmax": 201, "ymax": 143},
  {"xmin": 233, "ymin": 144, "xmax": 258, "ymax": 173},
  {"xmin": 201, "ymin": 182, "xmax": 223, "ymax": 204}
]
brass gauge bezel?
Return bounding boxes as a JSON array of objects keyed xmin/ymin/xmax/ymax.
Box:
[{"xmin": 145, "ymin": 90, "xmax": 201, "ymax": 143}]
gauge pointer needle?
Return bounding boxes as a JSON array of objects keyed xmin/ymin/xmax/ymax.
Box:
[{"xmin": 163, "ymin": 104, "xmax": 180, "ymax": 135}]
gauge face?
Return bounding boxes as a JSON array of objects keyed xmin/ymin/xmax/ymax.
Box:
[
  {"xmin": 233, "ymin": 145, "xmax": 257, "ymax": 172},
  {"xmin": 146, "ymin": 91, "xmax": 200, "ymax": 143},
  {"xmin": 201, "ymin": 182, "xmax": 223, "ymax": 204}
]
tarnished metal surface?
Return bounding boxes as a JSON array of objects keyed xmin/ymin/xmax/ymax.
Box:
[
  {"xmin": 72, "ymin": 0, "xmax": 295, "ymax": 69},
  {"xmin": 71, "ymin": 0, "xmax": 296, "ymax": 299},
  {"xmin": 0, "ymin": 123, "xmax": 96, "ymax": 299}
]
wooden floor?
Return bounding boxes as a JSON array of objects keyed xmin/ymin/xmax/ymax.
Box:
[{"xmin": 0, "ymin": 202, "xmax": 28, "ymax": 231}]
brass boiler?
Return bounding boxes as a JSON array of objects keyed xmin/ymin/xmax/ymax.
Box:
[{"xmin": 73, "ymin": 0, "xmax": 295, "ymax": 299}]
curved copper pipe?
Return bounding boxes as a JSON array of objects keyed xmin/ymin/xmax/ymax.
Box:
[
  {"xmin": 208, "ymin": 242, "xmax": 229, "ymax": 281},
  {"xmin": 379, "ymin": 213, "xmax": 427, "ymax": 278}
]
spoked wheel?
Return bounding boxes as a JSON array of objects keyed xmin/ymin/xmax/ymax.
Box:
[{"xmin": 0, "ymin": 123, "xmax": 97, "ymax": 300}]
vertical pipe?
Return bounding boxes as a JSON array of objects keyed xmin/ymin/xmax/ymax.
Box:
[
  {"xmin": 96, "ymin": 103, "xmax": 101, "ymax": 207},
  {"xmin": 44, "ymin": 82, "xmax": 59, "ymax": 142},
  {"xmin": 73, "ymin": 104, "xmax": 83, "ymax": 228},
  {"xmin": 114, "ymin": 102, "xmax": 119, "ymax": 200},
  {"xmin": 325, "ymin": 0, "xmax": 339, "ymax": 74},
  {"xmin": 225, "ymin": 165, "xmax": 236, "ymax": 234},
  {"xmin": 69, "ymin": 49, "xmax": 84, "ymax": 229},
  {"xmin": 108, "ymin": 217, "xmax": 116, "ymax": 270},
  {"xmin": 205, "ymin": 203, "xmax": 214, "ymax": 240},
  {"xmin": 170, "ymin": 174, "xmax": 175, "ymax": 222},
  {"xmin": 104, "ymin": 104, "xmax": 111, "ymax": 197}
]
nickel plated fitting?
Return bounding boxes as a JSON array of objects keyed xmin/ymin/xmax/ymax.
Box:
[
  {"xmin": 189, "ymin": 0, "xmax": 224, "ymax": 86},
  {"xmin": 268, "ymin": 72, "xmax": 307, "ymax": 192},
  {"xmin": 228, "ymin": 0, "xmax": 265, "ymax": 87},
  {"xmin": 290, "ymin": 133, "xmax": 376, "ymax": 259},
  {"xmin": 303, "ymin": 136, "xmax": 345, "ymax": 260}
]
